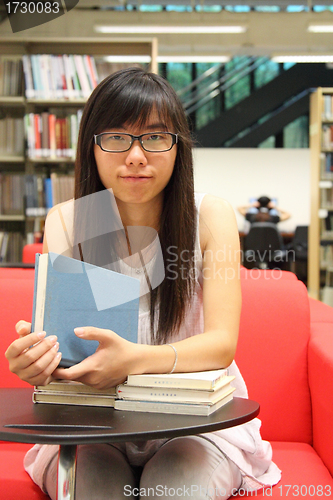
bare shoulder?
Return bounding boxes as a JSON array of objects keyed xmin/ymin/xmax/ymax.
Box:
[
  {"xmin": 200, "ymin": 194, "xmax": 234, "ymax": 219},
  {"xmin": 44, "ymin": 199, "xmax": 74, "ymax": 254},
  {"xmin": 46, "ymin": 199, "xmax": 74, "ymax": 218},
  {"xmin": 199, "ymin": 194, "xmax": 238, "ymax": 253}
]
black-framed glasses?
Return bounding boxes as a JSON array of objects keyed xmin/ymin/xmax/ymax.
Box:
[{"xmin": 94, "ymin": 132, "xmax": 178, "ymax": 153}]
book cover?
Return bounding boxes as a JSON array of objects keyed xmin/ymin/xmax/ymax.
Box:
[
  {"xmin": 125, "ymin": 368, "xmax": 229, "ymax": 391},
  {"xmin": 114, "ymin": 391, "xmax": 234, "ymax": 416},
  {"xmin": 31, "ymin": 252, "xmax": 140, "ymax": 368},
  {"xmin": 116, "ymin": 377, "xmax": 235, "ymax": 404}
]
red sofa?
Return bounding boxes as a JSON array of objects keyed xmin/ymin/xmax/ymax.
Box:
[
  {"xmin": 22, "ymin": 243, "xmax": 43, "ymax": 264},
  {"xmin": 1, "ymin": 268, "xmax": 333, "ymax": 499}
]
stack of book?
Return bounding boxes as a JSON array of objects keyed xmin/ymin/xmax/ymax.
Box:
[
  {"xmin": 114, "ymin": 369, "xmax": 235, "ymax": 416},
  {"xmin": 33, "ymin": 380, "xmax": 117, "ymax": 407},
  {"xmin": 33, "ymin": 369, "xmax": 235, "ymax": 417}
]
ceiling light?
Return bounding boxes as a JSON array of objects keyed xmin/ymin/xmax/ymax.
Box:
[
  {"xmin": 272, "ymin": 55, "xmax": 333, "ymax": 63},
  {"xmin": 308, "ymin": 25, "xmax": 333, "ymax": 33},
  {"xmin": 157, "ymin": 55, "xmax": 230, "ymax": 63},
  {"xmin": 94, "ymin": 25, "xmax": 247, "ymax": 34}
]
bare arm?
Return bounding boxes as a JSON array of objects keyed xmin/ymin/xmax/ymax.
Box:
[
  {"xmin": 278, "ymin": 209, "xmax": 291, "ymax": 222},
  {"xmin": 237, "ymin": 202, "xmax": 259, "ymax": 216}
]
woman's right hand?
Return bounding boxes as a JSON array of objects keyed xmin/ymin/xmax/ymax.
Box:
[{"xmin": 5, "ymin": 320, "xmax": 62, "ymax": 386}]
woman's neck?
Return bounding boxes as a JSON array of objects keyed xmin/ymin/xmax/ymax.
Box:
[{"xmin": 115, "ymin": 196, "xmax": 163, "ymax": 232}]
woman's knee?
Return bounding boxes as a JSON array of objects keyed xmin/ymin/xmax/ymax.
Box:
[{"xmin": 140, "ymin": 436, "xmax": 242, "ymax": 500}]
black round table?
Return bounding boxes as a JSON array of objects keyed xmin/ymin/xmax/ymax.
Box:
[{"xmin": 0, "ymin": 388, "xmax": 260, "ymax": 500}]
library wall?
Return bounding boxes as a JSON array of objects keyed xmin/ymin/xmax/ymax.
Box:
[{"xmin": 193, "ymin": 148, "xmax": 310, "ymax": 233}]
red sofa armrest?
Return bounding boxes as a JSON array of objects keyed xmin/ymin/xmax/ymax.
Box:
[{"xmin": 308, "ymin": 321, "xmax": 333, "ymax": 477}]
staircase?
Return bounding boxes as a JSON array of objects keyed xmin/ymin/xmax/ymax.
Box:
[{"xmin": 179, "ymin": 61, "xmax": 333, "ymax": 147}]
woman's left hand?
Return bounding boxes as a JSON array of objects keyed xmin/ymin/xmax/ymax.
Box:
[{"xmin": 53, "ymin": 327, "xmax": 139, "ymax": 389}]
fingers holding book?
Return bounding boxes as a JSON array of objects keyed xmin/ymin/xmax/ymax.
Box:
[
  {"xmin": 52, "ymin": 326, "xmax": 137, "ymax": 390},
  {"xmin": 5, "ymin": 327, "xmax": 62, "ymax": 386}
]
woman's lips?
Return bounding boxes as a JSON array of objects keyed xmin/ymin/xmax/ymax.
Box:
[{"xmin": 120, "ymin": 176, "xmax": 152, "ymax": 183}]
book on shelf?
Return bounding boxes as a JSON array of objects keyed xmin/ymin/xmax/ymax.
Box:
[
  {"xmin": 22, "ymin": 54, "xmax": 100, "ymax": 100},
  {"xmin": 116, "ymin": 375, "xmax": 235, "ymax": 405},
  {"xmin": 0, "ymin": 56, "xmax": 23, "ymax": 97},
  {"xmin": 25, "ymin": 174, "xmax": 47, "ymax": 217},
  {"xmin": 24, "ymin": 110, "xmax": 82, "ymax": 160},
  {"xmin": 31, "ymin": 252, "xmax": 140, "ymax": 368},
  {"xmin": 0, "ymin": 173, "xmax": 25, "ymax": 216},
  {"xmin": 0, "ymin": 232, "xmax": 9, "ymax": 262},
  {"xmin": 320, "ymin": 181, "xmax": 333, "ymax": 209},
  {"xmin": 322, "ymin": 125, "xmax": 333, "ymax": 151},
  {"xmin": 49, "ymin": 172, "xmax": 75, "ymax": 206},
  {"xmin": 320, "ymin": 153, "xmax": 333, "ymax": 179},
  {"xmin": 322, "ymin": 94, "xmax": 333, "ymax": 121},
  {"xmin": 125, "ymin": 368, "xmax": 229, "ymax": 390},
  {"xmin": 0, "ymin": 231, "xmax": 23, "ymax": 263},
  {"xmin": 114, "ymin": 391, "xmax": 235, "ymax": 416},
  {"xmin": 0, "ymin": 116, "xmax": 24, "ymax": 157}
]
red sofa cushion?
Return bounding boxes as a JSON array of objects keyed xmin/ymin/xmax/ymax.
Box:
[
  {"xmin": 0, "ymin": 443, "xmax": 48, "ymax": 499},
  {"xmin": 236, "ymin": 277, "xmax": 312, "ymax": 444},
  {"xmin": 232, "ymin": 442, "xmax": 333, "ymax": 499},
  {"xmin": 0, "ymin": 268, "xmax": 35, "ymax": 279},
  {"xmin": 0, "ymin": 278, "xmax": 34, "ymax": 388}
]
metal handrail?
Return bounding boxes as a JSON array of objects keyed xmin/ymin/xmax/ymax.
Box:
[
  {"xmin": 177, "ymin": 63, "xmax": 225, "ymax": 98},
  {"xmin": 180, "ymin": 56, "xmax": 254, "ymax": 106},
  {"xmin": 185, "ymin": 57, "xmax": 267, "ymax": 115}
]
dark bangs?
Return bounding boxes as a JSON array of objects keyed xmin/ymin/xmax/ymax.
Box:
[{"xmin": 92, "ymin": 69, "xmax": 183, "ymax": 134}]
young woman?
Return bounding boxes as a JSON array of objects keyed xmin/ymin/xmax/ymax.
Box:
[{"xmin": 5, "ymin": 67, "xmax": 280, "ymax": 499}]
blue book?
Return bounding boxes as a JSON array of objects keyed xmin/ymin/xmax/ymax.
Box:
[
  {"xmin": 31, "ymin": 252, "xmax": 140, "ymax": 368},
  {"xmin": 44, "ymin": 178, "xmax": 53, "ymax": 212}
]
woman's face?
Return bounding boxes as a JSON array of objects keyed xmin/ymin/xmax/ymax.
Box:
[{"xmin": 93, "ymin": 112, "xmax": 177, "ymax": 207}]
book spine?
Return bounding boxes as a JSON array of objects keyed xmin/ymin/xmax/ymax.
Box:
[
  {"xmin": 63, "ymin": 54, "xmax": 75, "ymax": 99},
  {"xmin": 85, "ymin": 55, "xmax": 98, "ymax": 88},
  {"xmin": 69, "ymin": 54, "xmax": 81, "ymax": 99},
  {"xmin": 44, "ymin": 177, "xmax": 53, "ymax": 212},
  {"xmin": 49, "ymin": 113, "xmax": 57, "ymax": 159},
  {"xmin": 22, "ymin": 55, "xmax": 35, "ymax": 99},
  {"xmin": 57, "ymin": 55, "xmax": 68, "ymax": 99},
  {"xmin": 73, "ymin": 55, "xmax": 91, "ymax": 99},
  {"xmin": 31, "ymin": 252, "xmax": 40, "ymax": 333}
]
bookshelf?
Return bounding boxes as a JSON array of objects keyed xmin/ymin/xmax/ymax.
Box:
[
  {"xmin": 308, "ymin": 87, "xmax": 333, "ymax": 300},
  {"xmin": 0, "ymin": 37, "xmax": 158, "ymax": 263}
]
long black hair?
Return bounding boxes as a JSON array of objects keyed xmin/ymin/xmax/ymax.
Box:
[{"xmin": 73, "ymin": 67, "xmax": 196, "ymax": 344}]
